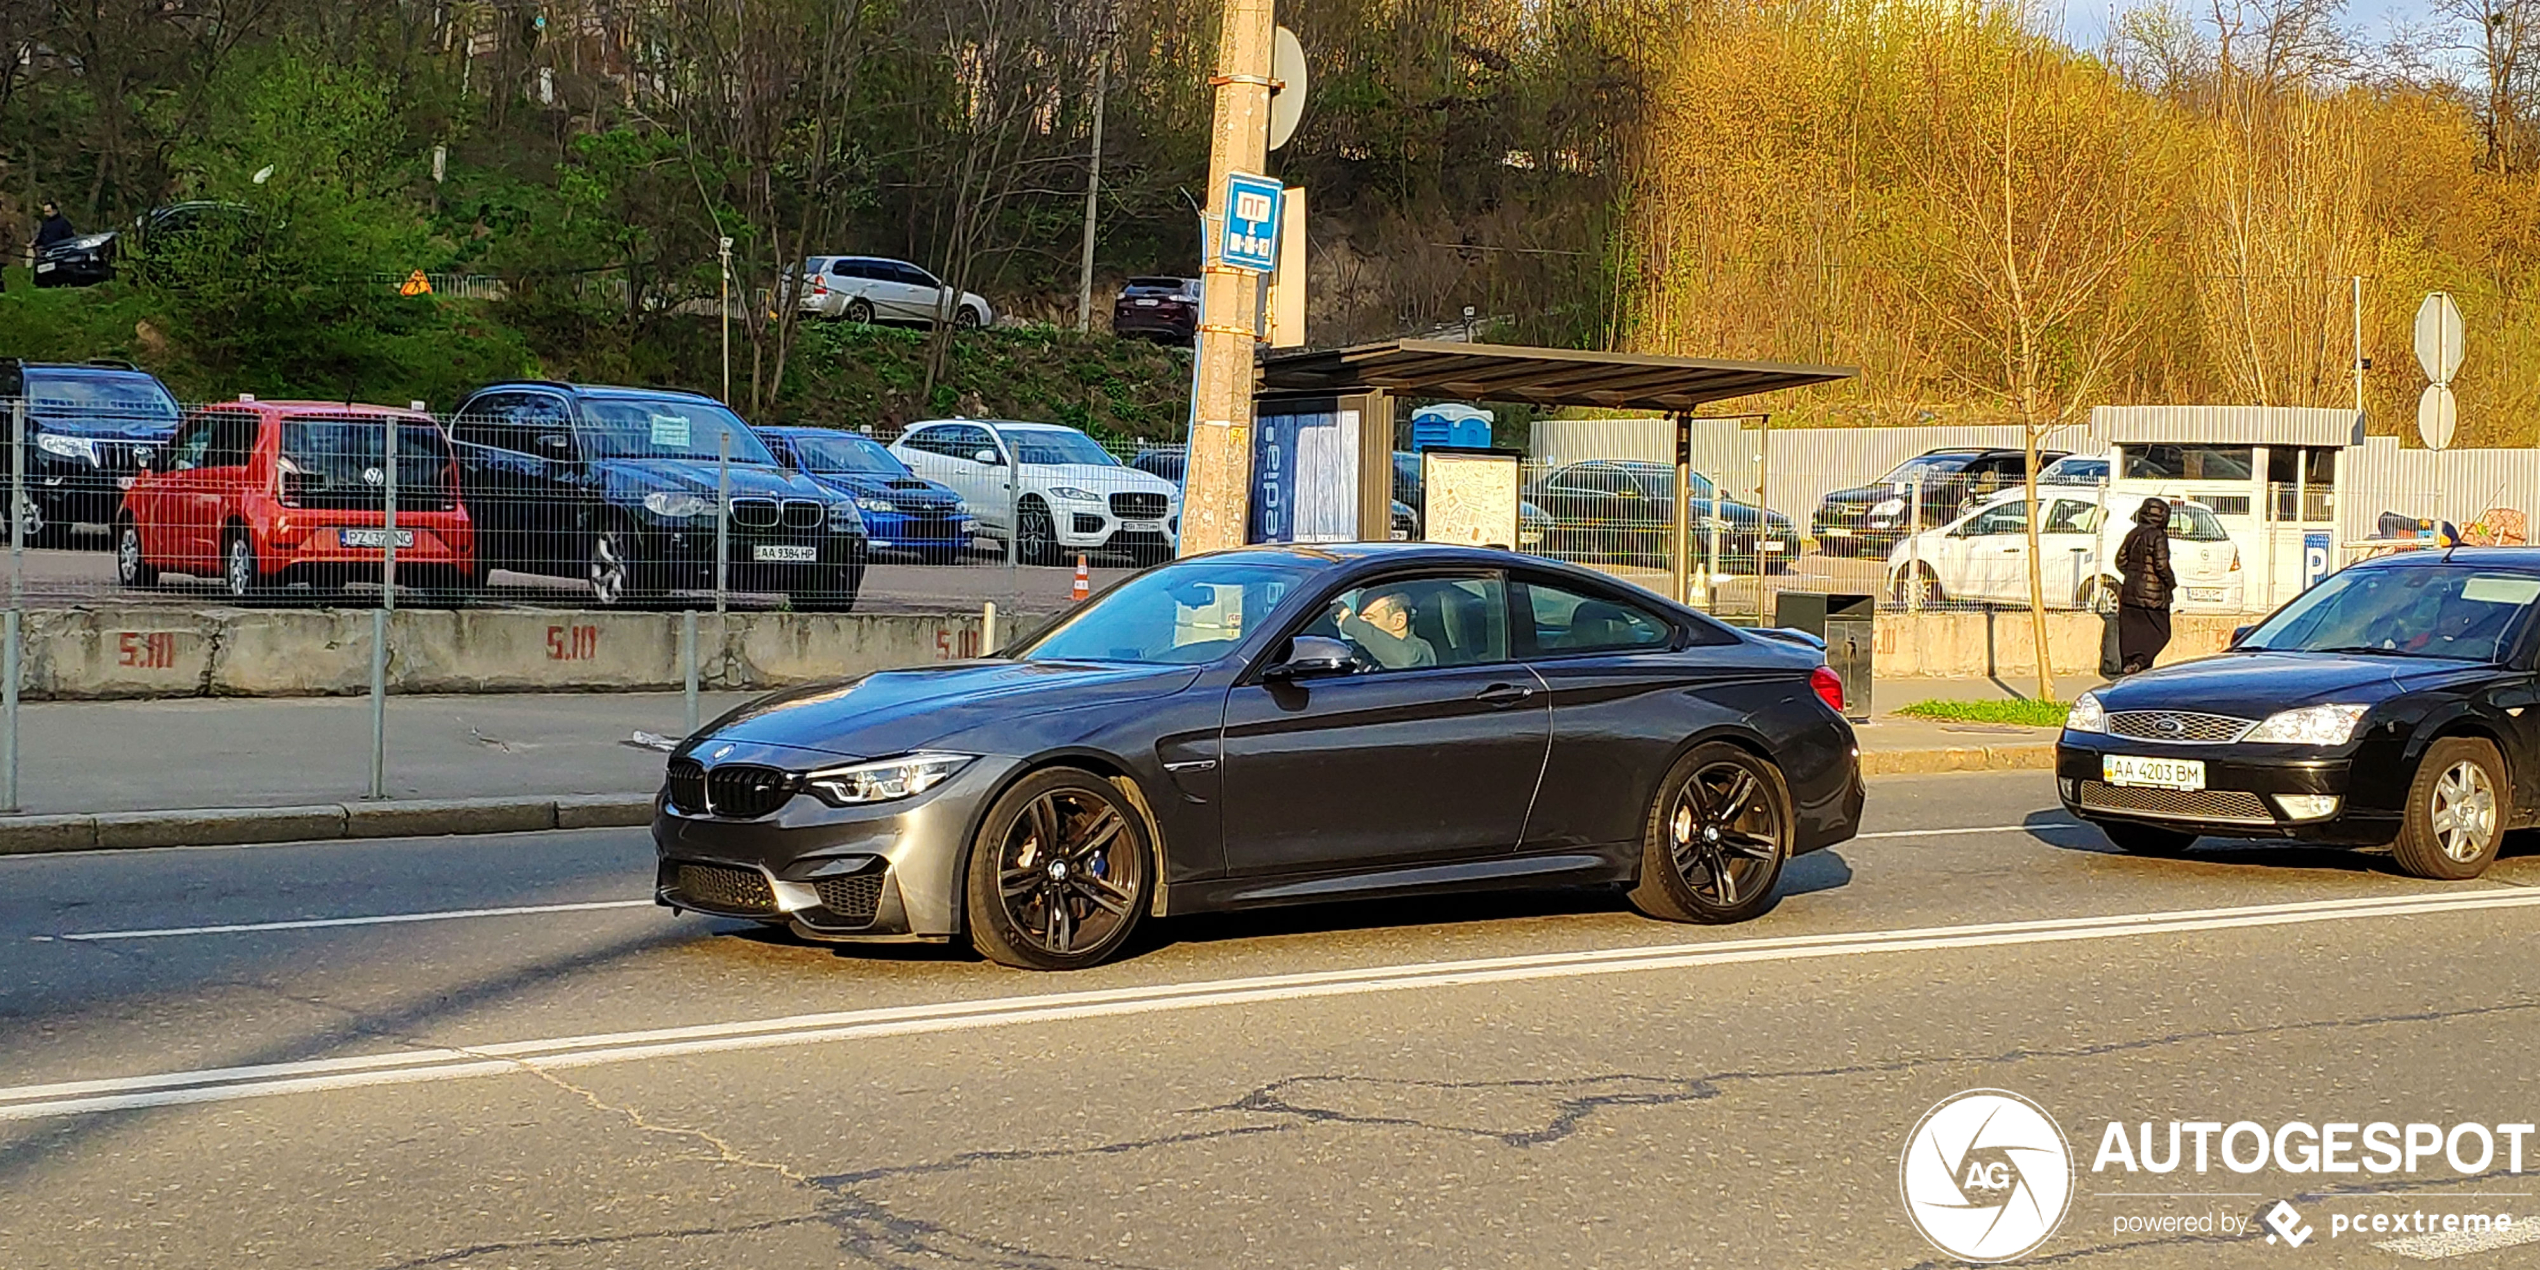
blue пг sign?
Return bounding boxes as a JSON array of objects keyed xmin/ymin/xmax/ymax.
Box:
[{"xmin": 1220, "ymin": 172, "xmax": 1283, "ymax": 273}]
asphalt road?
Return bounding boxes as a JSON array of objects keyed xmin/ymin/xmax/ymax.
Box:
[{"xmin": 9, "ymin": 771, "xmax": 2540, "ymax": 1266}]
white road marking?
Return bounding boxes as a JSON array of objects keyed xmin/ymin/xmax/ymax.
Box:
[
  {"xmin": 58, "ymin": 899, "xmax": 654, "ymax": 942},
  {"xmin": 8, "ymin": 885, "xmax": 2540, "ymax": 1121},
  {"xmin": 2378, "ymin": 1221, "xmax": 2540, "ymax": 1259},
  {"xmin": 1853, "ymin": 823, "xmax": 2083, "ymax": 840}
]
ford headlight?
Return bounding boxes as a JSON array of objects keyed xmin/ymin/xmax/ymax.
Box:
[
  {"xmin": 642, "ymin": 492, "xmax": 714, "ymax": 518},
  {"xmin": 2245, "ymin": 703, "xmax": 2367, "ymax": 746},
  {"xmin": 2064, "ymin": 690, "xmax": 2106, "ymax": 734},
  {"xmin": 1870, "ymin": 497, "xmax": 1906, "ymax": 517},
  {"xmin": 34, "ymin": 434, "xmax": 98, "ymax": 465},
  {"xmin": 803, "ymin": 752, "xmax": 974, "ymax": 806},
  {"xmin": 854, "ymin": 496, "xmax": 895, "ymax": 514},
  {"xmin": 1047, "ymin": 486, "xmax": 1103, "ymax": 503}
]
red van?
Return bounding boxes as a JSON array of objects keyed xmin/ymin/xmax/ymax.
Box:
[{"xmin": 114, "ymin": 400, "xmax": 480, "ymax": 602}]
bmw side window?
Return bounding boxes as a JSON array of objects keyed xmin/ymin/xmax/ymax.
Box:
[
  {"xmin": 1520, "ymin": 580, "xmax": 1675, "ymax": 656},
  {"xmin": 1298, "ymin": 574, "xmax": 1508, "ymax": 672}
]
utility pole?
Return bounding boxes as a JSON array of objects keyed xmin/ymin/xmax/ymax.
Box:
[
  {"xmin": 1179, "ymin": 0, "xmax": 1275, "ymax": 557},
  {"xmin": 718, "ymin": 236, "xmax": 735, "ymax": 403},
  {"xmin": 1075, "ymin": 2, "xmax": 1114, "ymax": 333}
]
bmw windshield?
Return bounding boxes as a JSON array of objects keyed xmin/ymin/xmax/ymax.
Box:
[
  {"xmin": 2239, "ymin": 565, "xmax": 2540, "ymax": 662},
  {"xmin": 1017, "ymin": 559, "xmax": 1310, "ymax": 665},
  {"xmin": 579, "ymin": 397, "xmax": 779, "ymax": 465}
]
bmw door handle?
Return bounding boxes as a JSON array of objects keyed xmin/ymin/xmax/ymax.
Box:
[{"xmin": 1475, "ymin": 683, "xmax": 1536, "ymax": 706}]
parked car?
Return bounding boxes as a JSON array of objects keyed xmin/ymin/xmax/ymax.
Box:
[
  {"xmin": 36, "ymin": 201, "xmax": 261, "ymax": 288},
  {"xmin": 890, "ymin": 420, "xmax": 1177, "ymax": 565},
  {"xmin": 2039, "ymin": 454, "xmax": 2109, "ymax": 486},
  {"xmin": 2058, "ymin": 549, "xmax": 2540, "ymax": 876},
  {"xmin": 759, "ymin": 426, "xmax": 973, "ymax": 563},
  {"xmin": 1, "ymin": 359, "xmax": 183, "ymax": 546},
  {"xmin": 1132, "ymin": 445, "xmax": 1420, "ymax": 540},
  {"xmin": 1112, "ymin": 276, "xmax": 1199, "ymax": 344},
  {"xmin": 652, "ymin": 543, "xmax": 1863, "ymax": 968},
  {"xmin": 1812, "ymin": 447, "xmax": 2064, "ymax": 557},
  {"xmin": 114, "ymin": 400, "xmax": 478, "ymax": 602},
  {"xmin": 1884, "ymin": 489, "xmax": 2242, "ymax": 612},
  {"xmin": 1523, "ymin": 459, "xmax": 1798, "ymax": 570},
  {"xmin": 796, "ymin": 256, "xmax": 992, "ymax": 329},
  {"xmin": 1389, "ymin": 450, "xmax": 1552, "ymax": 551},
  {"xmin": 448, "ymin": 383, "xmax": 867, "ymax": 609}
]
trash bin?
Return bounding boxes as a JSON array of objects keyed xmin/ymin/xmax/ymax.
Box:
[{"xmin": 1772, "ymin": 591, "xmax": 1874, "ymax": 721}]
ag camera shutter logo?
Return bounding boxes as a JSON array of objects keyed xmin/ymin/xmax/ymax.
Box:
[{"xmin": 1901, "ymin": 1089, "xmax": 2075, "ymax": 1263}]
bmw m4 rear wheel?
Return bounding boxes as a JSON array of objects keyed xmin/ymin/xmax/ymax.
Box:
[
  {"xmin": 1628, "ymin": 742, "xmax": 1789, "ymax": 925},
  {"xmin": 965, "ymin": 768, "xmax": 1152, "ymax": 970}
]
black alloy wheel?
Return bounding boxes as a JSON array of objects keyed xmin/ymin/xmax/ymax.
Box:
[
  {"xmin": 1627, "ymin": 742, "xmax": 1790, "ymax": 925},
  {"xmin": 1016, "ymin": 498, "xmax": 1058, "ymax": 566},
  {"xmin": 115, "ymin": 518, "xmax": 156, "ymax": 587},
  {"xmin": 964, "ymin": 768, "xmax": 1152, "ymax": 970}
]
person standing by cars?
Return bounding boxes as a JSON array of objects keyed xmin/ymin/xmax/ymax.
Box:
[
  {"xmin": 30, "ymin": 202, "xmax": 73, "ymax": 257},
  {"xmin": 2114, "ymin": 498, "xmax": 2176, "ymax": 674}
]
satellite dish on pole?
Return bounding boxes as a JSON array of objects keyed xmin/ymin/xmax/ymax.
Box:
[{"xmin": 1268, "ymin": 26, "xmax": 1307, "ymax": 152}]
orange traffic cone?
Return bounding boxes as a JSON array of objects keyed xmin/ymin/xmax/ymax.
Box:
[{"xmin": 1071, "ymin": 555, "xmax": 1090, "ymax": 602}]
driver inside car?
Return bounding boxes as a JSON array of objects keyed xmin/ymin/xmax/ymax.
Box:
[{"xmin": 1333, "ymin": 586, "xmax": 1438, "ymax": 670}]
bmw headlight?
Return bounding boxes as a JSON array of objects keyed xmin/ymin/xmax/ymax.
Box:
[
  {"xmin": 803, "ymin": 752, "xmax": 974, "ymax": 806},
  {"xmin": 2064, "ymin": 690, "xmax": 2106, "ymax": 734},
  {"xmin": 642, "ymin": 492, "xmax": 714, "ymax": 518},
  {"xmin": 1870, "ymin": 497, "xmax": 1906, "ymax": 517},
  {"xmin": 2245, "ymin": 703, "xmax": 2367, "ymax": 746},
  {"xmin": 828, "ymin": 501, "xmax": 864, "ymax": 532},
  {"xmin": 854, "ymin": 496, "xmax": 895, "ymax": 514},
  {"xmin": 1047, "ymin": 486, "xmax": 1103, "ymax": 503},
  {"xmin": 34, "ymin": 434, "xmax": 98, "ymax": 465}
]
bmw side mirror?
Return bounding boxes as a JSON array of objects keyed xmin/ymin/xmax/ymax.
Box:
[{"xmin": 1265, "ymin": 635, "xmax": 1357, "ymax": 681}]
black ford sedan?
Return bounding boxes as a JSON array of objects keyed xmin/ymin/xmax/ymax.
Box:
[
  {"xmin": 2059, "ymin": 550, "xmax": 2540, "ymax": 878},
  {"xmin": 654, "ymin": 543, "xmax": 1863, "ymax": 969}
]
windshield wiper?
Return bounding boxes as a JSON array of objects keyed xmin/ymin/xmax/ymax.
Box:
[{"xmin": 2305, "ymin": 645, "xmax": 2422, "ymax": 657}]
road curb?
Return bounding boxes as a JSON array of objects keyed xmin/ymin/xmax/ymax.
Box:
[
  {"xmin": 1859, "ymin": 743, "xmax": 2057, "ymax": 776},
  {"xmin": 0, "ymin": 794, "xmax": 655, "ymax": 856}
]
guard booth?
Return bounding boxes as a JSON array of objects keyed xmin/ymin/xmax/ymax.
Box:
[{"xmin": 2090, "ymin": 406, "xmax": 2363, "ymax": 614}]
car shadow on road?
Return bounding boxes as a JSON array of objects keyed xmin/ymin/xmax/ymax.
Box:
[{"xmin": 2024, "ymin": 807, "xmax": 2395, "ymax": 875}]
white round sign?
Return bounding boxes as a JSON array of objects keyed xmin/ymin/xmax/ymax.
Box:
[
  {"xmin": 1900, "ymin": 1089, "xmax": 2074, "ymax": 1263},
  {"xmin": 2419, "ymin": 382, "xmax": 2458, "ymax": 451}
]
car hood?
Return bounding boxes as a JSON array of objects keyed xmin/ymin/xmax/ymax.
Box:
[
  {"xmin": 595, "ymin": 458, "xmax": 825, "ymax": 501},
  {"xmin": 2096, "ymin": 650, "xmax": 2493, "ymax": 717},
  {"xmin": 801, "ymin": 470, "xmax": 960, "ymax": 505},
  {"xmin": 688, "ymin": 659, "xmax": 1205, "ymax": 760},
  {"xmin": 1027, "ymin": 463, "xmax": 1177, "ymax": 497},
  {"xmin": 32, "ymin": 413, "xmax": 177, "ymax": 441},
  {"xmin": 1819, "ymin": 483, "xmax": 1900, "ymax": 507}
]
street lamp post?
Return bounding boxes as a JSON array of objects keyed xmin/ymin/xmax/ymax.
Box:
[{"xmin": 718, "ymin": 236, "xmax": 734, "ymax": 403}]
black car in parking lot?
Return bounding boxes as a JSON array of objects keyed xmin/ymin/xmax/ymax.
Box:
[
  {"xmin": 1812, "ymin": 447, "xmax": 2062, "ymax": 557},
  {"xmin": 448, "ymin": 383, "xmax": 867, "ymax": 608},
  {"xmin": 2059, "ymin": 550, "xmax": 2540, "ymax": 878},
  {"xmin": 654, "ymin": 543, "xmax": 1863, "ymax": 968},
  {"xmin": 2, "ymin": 360, "xmax": 182, "ymax": 546},
  {"xmin": 1523, "ymin": 459, "xmax": 1799, "ymax": 569}
]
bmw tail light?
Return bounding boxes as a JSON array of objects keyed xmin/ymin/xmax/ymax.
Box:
[{"xmin": 1810, "ymin": 665, "xmax": 1845, "ymax": 713}]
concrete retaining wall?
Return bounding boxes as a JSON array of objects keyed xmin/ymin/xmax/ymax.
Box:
[
  {"xmin": 22, "ymin": 602, "xmax": 2221, "ymax": 699},
  {"xmin": 1873, "ymin": 609, "xmax": 2236, "ymax": 679},
  {"xmin": 22, "ymin": 605, "xmax": 1013, "ymax": 700}
]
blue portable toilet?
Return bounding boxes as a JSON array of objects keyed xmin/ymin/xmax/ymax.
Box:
[{"xmin": 1410, "ymin": 403, "xmax": 1494, "ymax": 451}]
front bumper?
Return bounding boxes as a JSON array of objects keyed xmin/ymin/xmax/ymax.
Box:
[
  {"xmin": 1047, "ymin": 501, "xmax": 1177, "ymax": 552},
  {"xmin": 642, "ymin": 522, "xmax": 865, "ymax": 593},
  {"xmin": 33, "ymin": 248, "xmax": 112, "ymax": 286},
  {"xmin": 653, "ymin": 747, "xmax": 1023, "ymax": 941},
  {"xmin": 862, "ymin": 508, "xmax": 973, "ymax": 552},
  {"xmin": 2053, "ymin": 732, "xmax": 2396, "ymax": 844}
]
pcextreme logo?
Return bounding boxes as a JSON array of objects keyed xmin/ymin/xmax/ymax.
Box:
[{"xmin": 1901, "ymin": 1089, "xmax": 2077, "ymax": 1263}]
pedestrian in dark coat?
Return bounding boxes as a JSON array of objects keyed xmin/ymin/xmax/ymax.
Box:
[{"xmin": 2114, "ymin": 498, "xmax": 2175, "ymax": 675}]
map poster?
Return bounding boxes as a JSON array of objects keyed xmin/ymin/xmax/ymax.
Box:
[{"xmin": 1421, "ymin": 449, "xmax": 1521, "ymax": 549}]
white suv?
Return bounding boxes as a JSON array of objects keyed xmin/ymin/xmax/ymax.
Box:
[
  {"xmin": 889, "ymin": 420, "xmax": 1180, "ymax": 565},
  {"xmin": 797, "ymin": 256, "xmax": 993, "ymax": 329}
]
